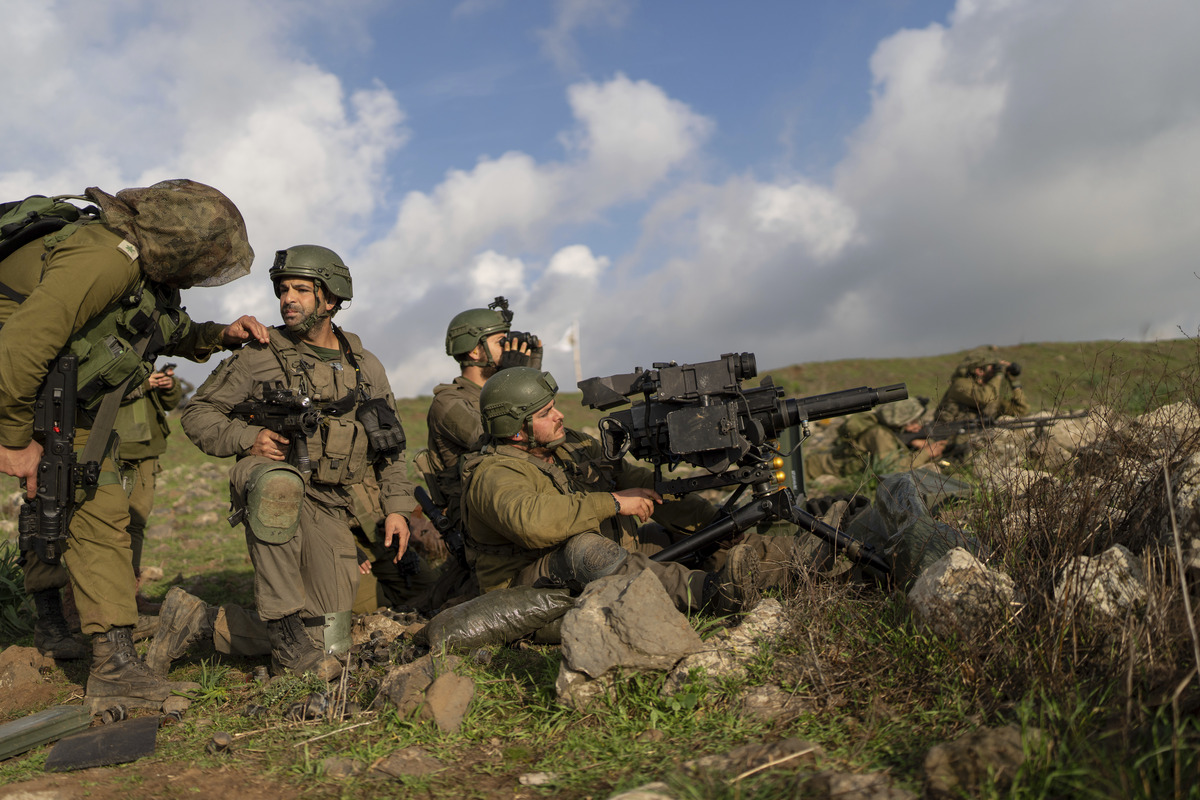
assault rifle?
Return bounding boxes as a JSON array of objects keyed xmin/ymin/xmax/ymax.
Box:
[
  {"xmin": 415, "ymin": 485, "xmax": 469, "ymax": 570},
  {"xmin": 580, "ymin": 352, "xmax": 909, "ymax": 574},
  {"xmin": 899, "ymin": 410, "xmax": 1089, "ymax": 446},
  {"xmin": 18, "ymin": 355, "xmax": 100, "ymax": 565},
  {"xmin": 230, "ymin": 382, "xmax": 322, "ymax": 474}
]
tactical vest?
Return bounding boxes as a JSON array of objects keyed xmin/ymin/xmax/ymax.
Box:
[
  {"xmin": 264, "ymin": 327, "xmax": 372, "ymax": 487},
  {"xmin": 0, "ymin": 197, "xmax": 187, "ymax": 408}
]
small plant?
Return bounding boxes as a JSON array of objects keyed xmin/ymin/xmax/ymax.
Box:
[{"xmin": 0, "ymin": 541, "xmax": 33, "ymax": 641}]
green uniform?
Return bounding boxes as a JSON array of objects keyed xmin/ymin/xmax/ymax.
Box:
[
  {"xmin": 461, "ymin": 429, "xmax": 730, "ymax": 609},
  {"xmin": 425, "ymin": 376, "xmax": 484, "ymax": 527},
  {"xmin": 805, "ymin": 412, "xmax": 937, "ymax": 480},
  {"xmin": 117, "ymin": 376, "xmax": 184, "ymax": 572},
  {"xmin": 181, "ymin": 326, "xmax": 416, "ymax": 625},
  {"xmin": 936, "ymin": 372, "xmax": 1029, "ymax": 421},
  {"xmin": 1, "ymin": 225, "xmax": 230, "ymax": 635}
]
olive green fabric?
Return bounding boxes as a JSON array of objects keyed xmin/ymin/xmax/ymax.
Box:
[
  {"xmin": 0, "ymin": 224, "xmax": 227, "ymax": 448},
  {"xmin": 935, "ymin": 371, "xmax": 1030, "ymax": 421},
  {"xmin": 182, "ymin": 325, "xmax": 416, "ymax": 623},
  {"xmin": 461, "ymin": 428, "xmax": 718, "ymax": 609},
  {"xmin": 118, "ymin": 376, "xmax": 183, "ymax": 573},
  {"xmin": 804, "ymin": 412, "xmax": 937, "ymax": 481},
  {"xmin": 1, "ymin": 221, "xmax": 241, "ymax": 636},
  {"xmin": 425, "ymin": 376, "xmax": 484, "ymax": 527}
]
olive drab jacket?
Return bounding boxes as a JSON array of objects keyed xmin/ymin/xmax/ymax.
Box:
[
  {"xmin": 936, "ymin": 372, "xmax": 1030, "ymax": 422},
  {"xmin": 0, "ymin": 224, "xmax": 228, "ymax": 448},
  {"xmin": 181, "ymin": 326, "xmax": 416, "ymax": 522},
  {"xmin": 460, "ymin": 428, "xmax": 716, "ymax": 592},
  {"xmin": 116, "ymin": 376, "xmax": 183, "ymax": 462},
  {"xmin": 424, "ymin": 376, "xmax": 484, "ymax": 525},
  {"xmin": 803, "ymin": 412, "xmax": 936, "ymax": 480}
]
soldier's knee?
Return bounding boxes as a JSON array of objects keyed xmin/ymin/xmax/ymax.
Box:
[
  {"xmin": 245, "ymin": 464, "xmax": 304, "ymax": 544},
  {"xmin": 548, "ymin": 533, "xmax": 628, "ymax": 587}
]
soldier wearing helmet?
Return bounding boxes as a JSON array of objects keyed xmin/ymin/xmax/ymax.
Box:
[
  {"xmin": 0, "ymin": 179, "xmax": 269, "ymax": 707},
  {"xmin": 421, "ymin": 297, "xmax": 543, "ymax": 530},
  {"xmin": 804, "ymin": 397, "xmax": 947, "ymax": 481},
  {"xmin": 458, "ymin": 367, "xmax": 764, "ymax": 616},
  {"xmin": 180, "ymin": 245, "xmax": 416, "ymax": 680},
  {"xmin": 935, "ymin": 349, "xmax": 1030, "ymax": 422}
]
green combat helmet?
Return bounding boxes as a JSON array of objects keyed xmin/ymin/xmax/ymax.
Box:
[
  {"xmin": 270, "ymin": 245, "xmax": 352, "ymax": 334},
  {"xmin": 445, "ymin": 296, "xmax": 513, "ymax": 366},
  {"xmin": 480, "ymin": 367, "xmax": 558, "ymax": 438}
]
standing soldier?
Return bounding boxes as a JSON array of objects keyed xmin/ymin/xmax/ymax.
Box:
[
  {"xmin": 0, "ymin": 179, "xmax": 268, "ymax": 705},
  {"xmin": 119, "ymin": 363, "xmax": 184, "ymax": 612},
  {"xmin": 180, "ymin": 245, "xmax": 415, "ymax": 679}
]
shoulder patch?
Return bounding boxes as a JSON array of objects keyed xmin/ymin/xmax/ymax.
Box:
[{"xmin": 116, "ymin": 239, "xmax": 139, "ymax": 261}]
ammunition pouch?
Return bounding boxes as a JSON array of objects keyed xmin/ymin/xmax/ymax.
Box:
[{"xmin": 311, "ymin": 417, "xmax": 369, "ymax": 485}]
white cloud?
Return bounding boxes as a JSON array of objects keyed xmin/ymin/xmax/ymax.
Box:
[{"xmin": 537, "ymin": 0, "xmax": 633, "ymax": 73}]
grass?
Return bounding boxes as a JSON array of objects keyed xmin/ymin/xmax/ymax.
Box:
[{"xmin": 2, "ymin": 337, "xmax": 1200, "ymax": 797}]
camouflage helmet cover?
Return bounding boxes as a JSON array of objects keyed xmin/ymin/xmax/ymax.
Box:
[
  {"xmin": 480, "ymin": 367, "xmax": 558, "ymax": 438},
  {"xmin": 269, "ymin": 245, "xmax": 353, "ymax": 302},
  {"xmin": 445, "ymin": 296, "xmax": 513, "ymax": 357},
  {"xmin": 84, "ymin": 179, "xmax": 253, "ymax": 289},
  {"xmin": 877, "ymin": 397, "xmax": 926, "ymax": 428}
]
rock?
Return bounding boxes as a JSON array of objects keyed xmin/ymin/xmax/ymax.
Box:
[
  {"xmin": 923, "ymin": 725, "xmax": 1042, "ymax": 799},
  {"xmin": 351, "ymin": 613, "xmax": 409, "ymax": 646},
  {"xmin": 804, "ymin": 770, "xmax": 917, "ymax": 799},
  {"xmin": 322, "ymin": 756, "xmax": 365, "ymax": 777},
  {"xmin": 371, "ymin": 746, "xmax": 444, "ymax": 778},
  {"xmin": 555, "ymin": 571, "xmax": 703, "ymax": 711},
  {"xmin": 370, "ymin": 654, "xmax": 461, "ymax": 715},
  {"xmin": 0, "ymin": 646, "xmax": 52, "ymax": 690},
  {"xmin": 562, "ymin": 571, "xmax": 703, "ymax": 678},
  {"xmin": 663, "ymin": 599, "xmax": 788, "ymax": 696},
  {"xmin": 907, "ymin": 548, "xmax": 1021, "ymax": 640},
  {"xmin": 1129, "ymin": 402, "xmax": 1200, "ymax": 456},
  {"xmin": 683, "ymin": 738, "xmax": 822, "ymax": 775},
  {"xmin": 606, "ymin": 782, "xmax": 677, "ymax": 800},
  {"xmin": 1054, "ymin": 544, "xmax": 1147, "ymax": 622},
  {"xmin": 418, "ymin": 672, "xmax": 475, "ymax": 733},
  {"xmin": 518, "ymin": 772, "xmax": 558, "ymax": 786},
  {"xmin": 738, "ymin": 682, "xmax": 811, "ymax": 725}
]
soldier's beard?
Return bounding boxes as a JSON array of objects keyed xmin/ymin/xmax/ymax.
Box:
[{"xmin": 283, "ymin": 303, "xmax": 327, "ymax": 335}]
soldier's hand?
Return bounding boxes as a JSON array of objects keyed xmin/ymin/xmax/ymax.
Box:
[
  {"xmin": 612, "ymin": 488, "xmax": 662, "ymax": 523},
  {"xmin": 497, "ymin": 335, "xmax": 543, "ymax": 371},
  {"xmin": 148, "ymin": 371, "xmax": 174, "ymax": 390},
  {"xmin": 249, "ymin": 429, "xmax": 290, "ymax": 460},
  {"xmin": 1, "ymin": 441, "xmax": 43, "ymax": 498},
  {"xmin": 221, "ymin": 315, "xmax": 271, "ymax": 347},
  {"xmin": 383, "ymin": 513, "xmax": 411, "ymax": 563}
]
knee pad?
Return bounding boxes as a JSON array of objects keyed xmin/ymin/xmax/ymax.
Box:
[
  {"xmin": 548, "ymin": 533, "xmax": 628, "ymax": 587},
  {"xmin": 245, "ymin": 463, "xmax": 304, "ymax": 544}
]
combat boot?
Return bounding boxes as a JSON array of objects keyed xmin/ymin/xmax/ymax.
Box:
[
  {"xmin": 87, "ymin": 626, "xmax": 201, "ymax": 705},
  {"xmin": 267, "ymin": 613, "xmax": 343, "ymax": 681},
  {"xmin": 144, "ymin": 588, "xmax": 217, "ymax": 676},
  {"xmin": 32, "ymin": 589, "xmax": 88, "ymax": 660},
  {"xmin": 704, "ymin": 543, "xmax": 762, "ymax": 615}
]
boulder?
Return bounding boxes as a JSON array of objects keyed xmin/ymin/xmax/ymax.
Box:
[
  {"xmin": 907, "ymin": 548, "xmax": 1021, "ymax": 640},
  {"xmin": 1054, "ymin": 544, "xmax": 1146, "ymax": 623}
]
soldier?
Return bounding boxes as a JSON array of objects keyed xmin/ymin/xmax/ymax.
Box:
[
  {"xmin": 935, "ymin": 351, "xmax": 1030, "ymax": 422},
  {"xmin": 460, "ymin": 367, "xmax": 762, "ymax": 614},
  {"xmin": 0, "ymin": 179, "xmax": 268, "ymax": 704},
  {"xmin": 119, "ymin": 364, "xmax": 184, "ymax": 612},
  {"xmin": 179, "ymin": 245, "xmax": 415, "ymax": 679},
  {"xmin": 804, "ymin": 398, "xmax": 946, "ymax": 480},
  {"xmin": 425, "ymin": 297, "xmax": 541, "ymax": 529}
]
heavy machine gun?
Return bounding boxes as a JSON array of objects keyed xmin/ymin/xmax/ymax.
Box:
[{"xmin": 579, "ymin": 352, "xmax": 909, "ymax": 574}]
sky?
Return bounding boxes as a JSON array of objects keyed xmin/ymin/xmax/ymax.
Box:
[{"xmin": 4, "ymin": 0, "xmax": 1200, "ymax": 398}]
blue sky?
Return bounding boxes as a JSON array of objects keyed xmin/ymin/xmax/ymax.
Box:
[{"xmin": 4, "ymin": 0, "xmax": 1198, "ymax": 397}]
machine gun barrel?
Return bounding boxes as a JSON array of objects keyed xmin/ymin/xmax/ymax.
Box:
[{"xmin": 789, "ymin": 383, "xmax": 909, "ymax": 423}]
